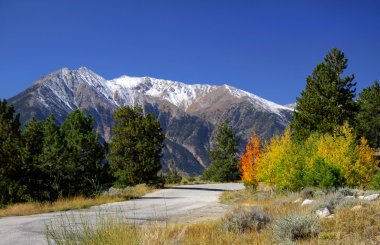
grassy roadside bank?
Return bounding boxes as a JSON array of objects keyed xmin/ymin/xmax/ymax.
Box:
[
  {"xmin": 47, "ymin": 187, "xmax": 380, "ymax": 244},
  {"xmin": 0, "ymin": 184, "xmax": 153, "ymax": 218}
]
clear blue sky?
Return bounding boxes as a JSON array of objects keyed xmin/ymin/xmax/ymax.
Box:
[{"xmin": 0, "ymin": 0, "xmax": 379, "ymax": 104}]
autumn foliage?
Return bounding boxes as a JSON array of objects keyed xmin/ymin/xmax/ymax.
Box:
[
  {"xmin": 240, "ymin": 132, "xmax": 261, "ymax": 188},
  {"xmin": 251, "ymin": 123, "xmax": 378, "ymax": 191},
  {"xmin": 256, "ymin": 128, "xmax": 305, "ymax": 190}
]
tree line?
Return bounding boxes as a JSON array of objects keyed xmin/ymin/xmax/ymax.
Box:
[{"xmin": 0, "ymin": 104, "xmax": 164, "ymax": 206}]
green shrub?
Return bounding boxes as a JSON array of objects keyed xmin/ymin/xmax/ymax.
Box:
[
  {"xmin": 147, "ymin": 175, "xmax": 165, "ymax": 188},
  {"xmin": 338, "ymin": 187, "xmax": 354, "ymax": 196},
  {"xmin": 316, "ymin": 192, "xmax": 344, "ymax": 213},
  {"xmin": 304, "ymin": 157, "xmax": 344, "ymax": 190},
  {"xmin": 314, "ymin": 190, "xmax": 326, "ymax": 198},
  {"xmin": 187, "ymin": 176, "xmax": 196, "ymax": 183},
  {"xmin": 273, "ymin": 214, "xmax": 321, "ymax": 242},
  {"xmin": 165, "ymin": 170, "xmax": 182, "ymax": 184},
  {"xmin": 335, "ymin": 197, "xmax": 360, "ymax": 210},
  {"xmin": 371, "ymin": 172, "xmax": 380, "ymax": 189},
  {"xmin": 222, "ymin": 207, "xmax": 270, "ymax": 233}
]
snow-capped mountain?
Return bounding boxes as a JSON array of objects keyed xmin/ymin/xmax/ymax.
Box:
[
  {"xmin": 9, "ymin": 67, "xmax": 293, "ymax": 175},
  {"xmin": 284, "ymin": 103, "xmax": 297, "ymax": 110}
]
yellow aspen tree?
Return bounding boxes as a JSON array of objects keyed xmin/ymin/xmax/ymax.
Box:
[
  {"xmin": 257, "ymin": 127, "xmax": 301, "ymax": 190},
  {"xmin": 316, "ymin": 123, "xmax": 353, "ymax": 182},
  {"xmin": 353, "ymin": 137, "xmax": 377, "ymax": 188}
]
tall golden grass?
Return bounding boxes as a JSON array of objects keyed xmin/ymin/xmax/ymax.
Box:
[{"xmin": 0, "ymin": 184, "xmax": 152, "ymax": 217}]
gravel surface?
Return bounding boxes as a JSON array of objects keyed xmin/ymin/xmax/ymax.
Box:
[{"xmin": 0, "ymin": 183, "xmax": 244, "ymax": 245}]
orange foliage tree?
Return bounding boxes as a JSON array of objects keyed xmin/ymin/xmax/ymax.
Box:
[{"xmin": 240, "ymin": 132, "xmax": 261, "ymax": 188}]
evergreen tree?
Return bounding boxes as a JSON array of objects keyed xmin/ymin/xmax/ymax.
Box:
[
  {"xmin": 39, "ymin": 116, "xmax": 67, "ymax": 202},
  {"xmin": 203, "ymin": 121, "xmax": 240, "ymax": 182},
  {"xmin": 356, "ymin": 80, "xmax": 380, "ymax": 148},
  {"xmin": 291, "ymin": 48, "xmax": 358, "ymax": 141},
  {"xmin": 21, "ymin": 117, "xmax": 45, "ymax": 201},
  {"xmin": 0, "ymin": 100, "xmax": 23, "ymax": 205},
  {"xmin": 109, "ymin": 106, "xmax": 165, "ymax": 187},
  {"xmin": 61, "ymin": 110, "xmax": 107, "ymax": 196}
]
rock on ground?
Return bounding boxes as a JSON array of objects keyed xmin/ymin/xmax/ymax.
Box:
[
  {"xmin": 363, "ymin": 194, "xmax": 379, "ymax": 201},
  {"xmin": 301, "ymin": 199, "xmax": 314, "ymax": 206},
  {"xmin": 316, "ymin": 208, "xmax": 331, "ymax": 218}
]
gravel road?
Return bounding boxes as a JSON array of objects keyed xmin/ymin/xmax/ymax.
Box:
[{"xmin": 0, "ymin": 183, "xmax": 244, "ymax": 245}]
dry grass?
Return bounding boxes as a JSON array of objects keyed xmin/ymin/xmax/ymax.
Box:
[
  {"xmin": 0, "ymin": 184, "xmax": 152, "ymax": 217},
  {"xmin": 318, "ymin": 201, "xmax": 380, "ymax": 244},
  {"xmin": 46, "ymin": 188, "xmax": 380, "ymax": 244},
  {"xmin": 47, "ymin": 217, "xmax": 275, "ymax": 245},
  {"xmin": 222, "ymin": 189, "xmax": 380, "ymax": 244}
]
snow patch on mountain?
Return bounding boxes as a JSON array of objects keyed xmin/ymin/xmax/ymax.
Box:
[
  {"xmin": 35, "ymin": 67, "xmax": 292, "ymax": 116},
  {"xmin": 103, "ymin": 74, "xmax": 291, "ymax": 116},
  {"xmin": 223, "ymin": 84, "xmax": 291, "ymax": 116}
]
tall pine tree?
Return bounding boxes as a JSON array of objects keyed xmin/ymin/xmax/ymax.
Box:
[
  {"xmin": 39, "ymin": 116, "xmax": 67, "ymax": 202},
  {"xmin": 203, "ymin": 121, "xmax": 240, "ymax": 182},
  {"xmin": 0, "ymin": 100, "xmax": 23, "ymax": 205},
  {"xmin": 109, "ymin": 106, "xmax": 165, "ymax": 187},
  {"xmin": 61, "ymin": 110, "xmax": 107, "ymax": 196},
  {"xmin": 356, "ymin": 80, "xmax": 380, "ymax": 148},
  {"xmin": 291, "ymin": 48, "xmax": 358, "ymax": 141},
  {"xmin": 21, "ymin": 117, "xmax": 45, "ymax": 201}
]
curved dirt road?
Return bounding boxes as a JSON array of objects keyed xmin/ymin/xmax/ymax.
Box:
[{"xmin": 0, "ymin": 183, "xmax": 243, "ymax": 245}]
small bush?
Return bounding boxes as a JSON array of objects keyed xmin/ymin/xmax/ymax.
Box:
[
  {"xmin": 165, "ymin": 163, "xmax": 182, "ymax": 185},
  {"xmin": 165, "ymin": 171, "xmax": 182, "ymax": 184},
  {"xmin": 273, "ymin": 214, "xmax": 321, "ymax": 241},
  {"xmin": 314, "ymin": 190, "xmax": 326, "ymax": 198},
  {"xmin": 253, "ymin": 192, "xmax": 269, "ymax": 201},
  {"xmin": 222, "ymin": 207, "xmax": 270, "ymax": 233},
  {"xmin": 316, "ymin": 192, "xmax": 344, "ymax": 212},
  {"xmin": 304, "ymin": 157, "xmax": 344, "ymax": 190},
  {"xmin": 371, "ymin": 171, "xmax": 380, "ymax": 189},
  {"xmin": 148, "ymin": 176, "xmax": 165, "ymax": 188},
  {"xmin": 335, "ymin": 197, "xmax": 360, "ymax": 210},
  {"xmin": 187, "ymin": 176, "xmax": 196, "ymax": 183},
  {"xmin": 338, "ymin": 188, "xmax": 354, "ymax": 196},
  {"xmin": 301, "ymin": 188, "xmax": 313, "ymax": 199},
  {"xmin": 181, "ymin": 179, "xmax": 189, "ymax": 185}
]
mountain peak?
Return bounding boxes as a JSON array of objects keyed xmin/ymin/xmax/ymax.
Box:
[
  {"xmin": 75, "ymin": 66, "xmax": 101, "ymax": 77},
  {"xmin": 9, "ymin": 67, "xmax": 294, "ymax": 175},
  {"xmin": 60, "ymin": 67, "xmax": 71, "ymax": 73},
  {"xmin": 76, "ymin": 66, "xmax": 93, "ymax": 73},
  {"xmin": 32, "ymin": 67, "xmax": 292, "ymax": 115},
  {"xmin": 34, "ymin": 67, "xmax": 70, "ymax": 85}
]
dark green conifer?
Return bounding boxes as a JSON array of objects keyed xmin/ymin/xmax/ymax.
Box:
[
  {"xmin": 61, "ymin": 110, "xmax": 107, "ymax": 196},
  {"xmin": 356, "ymin": 80, "xmax": 380, "ymax": 148},
  {"xmin": 203, "ymin": 121, "xmax": 240, "ymax": 182},
  {"xmin": 109, "ymin": 106, "xmax": 165, "ymax": 187},
  {"xmin": 0, "ymin": 100, "xmax": 23, "ymax": 205},
  {"xmin": 21, "ymin": 117, "xmax": 45, "ymax": 201},
  {"xmin": 39, "ymin": 115, "xmax": 67, "ymax": 202},
  {"xmin": 291, "ymin": 48, "xmax": 358, "ymax": 141}
]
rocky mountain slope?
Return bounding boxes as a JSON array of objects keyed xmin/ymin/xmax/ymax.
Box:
[{"xmin": 8, "ymin": 67, "xmax": 293, "ymax": 175}]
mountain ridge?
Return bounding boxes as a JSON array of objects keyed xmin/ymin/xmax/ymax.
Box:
[{"xmin": 8, "ymin": 67, "xmax": 293, "ymax": 175}]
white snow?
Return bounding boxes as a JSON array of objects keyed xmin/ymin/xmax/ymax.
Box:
[
  {"xmin": 103, "ymin": 74, "xmax": 292, "ymax": 116},
  {"xmin": 40, "ymin": 67, "xmax": 293, "ymax": 116},
  {"xmin": 223, "ymin": 84, "xmax": 292, "ymax": 116},
  {"xmin": 112, "ymin": 75, "xmax": 146, "ymax": 88}
]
